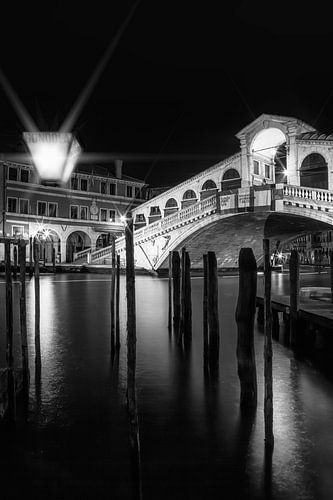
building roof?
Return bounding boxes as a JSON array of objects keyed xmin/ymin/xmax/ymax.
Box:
[
  {"xmin": 297, "ymin": 131, "xmax": 333, "ymax": 141},
  {"xmin": 75, "ymin": 163, "xmax": 145, "ymax": 184}
]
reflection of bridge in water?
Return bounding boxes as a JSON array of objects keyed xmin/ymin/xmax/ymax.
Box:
[{"xmin": 78, "ymin": 113, "xmax": 333, "ymax": 270}]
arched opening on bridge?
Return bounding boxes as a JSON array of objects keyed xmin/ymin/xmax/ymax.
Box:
[
  {"xmin": 96, "ymin": 233, "xmax": 112, "ymax": 249},
  {"xmin": 34, "ymin": 228, "xmax": 61, "ymax": 263},
  {"xmin": 221, "ymin": 169, "xmax": 241, "ymax": 192},
  {"xmin": 182, "ymin": 189, "xmax": 197, "ymax": 208},
  {"xmin": 201, "ymin": 179, "xmax": 217, "ymax": 200},
  {"xmin": 164, "ymin": 198, "xmax": 178, "ymax": 217},
  {"xmin": 66, "ymin": 231, "xmax": 91, "ymax": 262},
  {"xmin": 300, "ymin": 153, "xmax": 328, "ymax": 190},
  {"xmin": 251, "ymin": 127, "xmax": 287, "ymax": 183}
]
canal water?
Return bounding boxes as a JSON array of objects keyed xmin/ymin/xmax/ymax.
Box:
[{"xmin": 1, "ymin": 271, "xmax": 333, "ymax": 499}]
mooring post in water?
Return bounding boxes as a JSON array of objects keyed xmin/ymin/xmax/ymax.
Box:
[
  {"xmin": 19, "ymin": 240, "xmax": 29, "ymax": 386},
  {"xmin": 116, "ymin": 254, "xmax": 120, "ymax": 348},
  {"xmin": 263, "ymin": 239, "xmax": 274, "ymax": 448},
  {"xmin": 13, "ymin": 245, "xmax": 17, "ymax": 280},
  {"xmin": 168, "ymin": 251, "xmax": 172, "ymax": 331},
  {"xmin": 43, "ymin": 245, "xmax": 46, "ymax": 268},
  {"xmin": 34, "ymin": 240, "xmax": 41, "ymax": 372},
  {"xmin": 29, "ymin": 236, "xmax": 33, "ymax": 278},
  {"xmin": 111, "ymin": 236, "xmax": 116, "ymax": 352},
  {"xmin": 203, "ymin": 253, "xmax": 209, "ymax": 362},
  {"xmin": 183, "ymin": 251, "xmax": 192, "ymax": 343},
  {"xmin": 179, "ymin": 246, "xmax": 186, "ymax": 341},
  {"xmin": 207, "ymin": 251, "xmax": 219, "ymax": 367},
  {"xmin": 329, "ymin": 250, "xmax": 333, "ymax": 302},
  {"xmin": 235, "ymin": 248, "xmax": 257, "ymax": 409},
  {"xmin": 289, "ymin": 249, "xmax": 300, "ymax": 350},
  {"xmin": 125, "ymin": 213, "xmax": 142, "ymax": 500},
  {"xmin": 5, "ymin": 239, "xmax": 16, "ymax": 419},
  {"xmin": 172, "ymin": 251, "xmax": 181, "ymax": 336}
]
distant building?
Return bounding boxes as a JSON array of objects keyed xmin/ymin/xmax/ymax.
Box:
[
  {"xmin": 0, "ymin": 159, "xmax": 147, "ymax": 262},
  {"xmin": 283, "ymin": 231, "xmax": 333, "ymax": 265}
]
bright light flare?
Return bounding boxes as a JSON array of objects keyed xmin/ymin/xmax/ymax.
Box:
[
  {"xmin": 120, "ymin": 215, "xmax": 127, "ymax": 224},
  {"xmin": 252, "ymin": 127, "xmax": 286, "ymax": 160},
  {"xmin": 23, "ymin": 132, "xmax": 81, "ymax": 184}
]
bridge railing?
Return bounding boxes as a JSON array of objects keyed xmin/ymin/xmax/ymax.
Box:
[
  {"xmin": 284, "ymin": 185, "xmax": 333, "ymax": 204},
  {"xmin": 73, "ymin": 248, "xmax": 91, "ymax": 262}
]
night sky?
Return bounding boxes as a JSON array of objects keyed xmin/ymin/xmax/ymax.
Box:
[{"xmin": 1, "ymin": 0, "xmax": 333, "ymax": 186}]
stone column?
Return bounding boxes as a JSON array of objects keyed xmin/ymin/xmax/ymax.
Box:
[
  {"xmin": 60, "ymin": 240, "xmax": 67, "ymax": 263},
  {"xmin": 286, "ymin": 124, "xmax": 299, "ymax": 186},
  {"xmin": 240, "ymin": 136, "xmax": 251, "ymax": 187}
]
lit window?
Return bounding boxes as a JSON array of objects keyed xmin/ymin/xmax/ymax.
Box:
[
  {"xmin": 101, "ymin": 208, "xmax": 107, "ymax": 221},
  {"xmin": 80, "ymin": 206, "xmax": 88, "ymax": 220},
  {"xmin": 7, "ymin": 197, "xmax": 17, "ymax": 212},
  {"xmin": 71, "ymin": 177, "xmax": 78, "ymax": 190},
  {"xmin": 19, "ymin": 199, "xmax": 29, "ymax": 214},
  {"xmin": 109, "ymin": 183, "xmax": 116, "ymax": 195},
  {"xmin": 109, "ymin": 209, "xmax": 116, "ymax": 222},
  {"xmin": 37, "ymin": 201, "xmax": 47, "ymax": 216},
  {"xmin": 253, "ymin": 160, "xmax": 259, "ymax": 175},
  {"xmin": 126, "ymin": 185, "xmax": 133, "ymax": 198},
  {"xmin": 8, "ymin": 167, "xmax": 17, "ymax": 181},
  {"xmin": 70, "ymin": 205, "xmax": 78, "ymax": 219},
  {"xmin": 20, "ymin": 169, "xmax": 29, "ymax": 182},
  {"xmin": 265, "ymin": 164, "xmax": 270, "ymax": 178},
  {"xmin": 48, "ymin": 202, "xmax": 57, "ymax": 217},
  {"xmin": 12, "ymin": 226, "xmax": 24, "ymax": 237},
  {"xmin": 80, "ymin": 178, "xmax": 88, "ymax": 191}
]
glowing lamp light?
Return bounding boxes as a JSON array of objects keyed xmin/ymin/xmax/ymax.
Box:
[
  {"xmin": 120, "ymin": 215, "xmax": 127, "ymax": 224},
  {"xmin": 23, "ymin": 132, "xmax": 81, "ymax": 184}
]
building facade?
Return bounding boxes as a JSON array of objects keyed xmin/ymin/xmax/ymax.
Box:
[{"xmin": 0, "ymin": 159, "xmax": 146, "ymax": 263}]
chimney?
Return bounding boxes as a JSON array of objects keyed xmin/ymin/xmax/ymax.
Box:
[{"xmin": 114, "ymin": 159, "xmax": 123, "ymax": 180}]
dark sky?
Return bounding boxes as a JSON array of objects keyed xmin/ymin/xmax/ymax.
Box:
[{"xmin": 1, "ymin": 0, "xmax": 333, "ymax": 186}]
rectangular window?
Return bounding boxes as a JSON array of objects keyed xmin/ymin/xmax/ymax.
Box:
[
  {"xmin": 265, "ymin": 164, "xmax": 270, "ymax": 178},
  {"xmin": 126, "ymin": 185, "xmax": 133, "ymax": 198},
  {"xmin": 7, "ymin": 197, "xmax": 17, "ymax": 212},
  {"xmin": 12, "ymin": 226, "xmax": 24, "ymax": 238},
  {"xmin": 80, "ymin": 178, "xmax": 88, "ymax": 191},
  {"xmin": 71, "ymin": 177, "xmax": 78, "ymax": 190},
  {"xmin": 253, "ymin": 160, "xmax": 259, "ymax": 175},
  {"xmin": 109, "ymin": 209, "xmax": 116, "ymax": 222},
  {"xmin": 100, "ymin": 208, "xmax": 107, "ymax": 222},
  {"xmin": 150, "ymin": 206, "xmax": 160, "ymax": 215},
  {"xmin": 20, "ymin": 169, "xmax": 29, "ymax": 182},
  {"xmin": 48, "ymin": 202, "xmax": 58, "ymax": 217},
  {"xmin": 70, "ymin": 205, "xmax": 78, "ymax": 219},
  {"xmin": 100, "ymin": 181, "xmax": 107, "ymax": 194},
  {"xmin": 80, "ymin": 206, "xmax": 88, "ymax": 220},
  {"xmin": 109, "ymin": 183, "xmax": 116, "ymax": 195},
  {"xmin": 8, "ymin": 166, "xmax": 17, "ymax": 181},
  {"xmin": 37, "ymin": 201, "xmax": 47, "ymax": 216},
  {"xmin": 19, "ymin": 199, "xmax": 29, "ymax": 214},
  {"xmin": 135, "ymin": 187, "xmax": 141, "ymax": 198}
]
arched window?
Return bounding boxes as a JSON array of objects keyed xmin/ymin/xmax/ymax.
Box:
[
  {"xmin": 221, "ymin": 169, "xmax": 241, "ymax": 191},
  {"xmin": 300, "ymin": 153, "xmax": 328, "ymax": 190},
  {"xmin": 202, "ymin": 179, "xmax": 217, "ymax": 190},
  {"xmin": 183, "ymin": 189, "xmax": 197, "ymax": 200},
  {"xmin": 165, "ymin": 198, "xmax": 178, "ymax": 208}
]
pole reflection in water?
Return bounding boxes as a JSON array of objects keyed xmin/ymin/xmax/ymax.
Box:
[{"xmin": 0, "ymin": 272, "xmax": 333, "ymax": 498}]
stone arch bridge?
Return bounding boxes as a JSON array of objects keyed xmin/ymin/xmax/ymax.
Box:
[{"xmin": 85, "ymin": 113, "xmax": 333, "ymax": 270}]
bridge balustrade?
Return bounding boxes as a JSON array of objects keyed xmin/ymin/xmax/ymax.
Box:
[{"xmin": 284, "ymin": 185, "xmax": 333, "ymax": 204}]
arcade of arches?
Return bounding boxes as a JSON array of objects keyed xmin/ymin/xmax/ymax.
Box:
[{"xmin": 300, "ymin": 153, "xmax": 328, "ymax": 190}]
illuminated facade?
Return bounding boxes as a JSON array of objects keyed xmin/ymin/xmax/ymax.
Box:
[{"xmin": 0, "ymin": 160, "xmax": 146, "ymax": 263}]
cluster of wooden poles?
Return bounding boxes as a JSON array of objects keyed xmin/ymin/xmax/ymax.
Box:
[{"xmin": 167, "ymin": 240, "xmax": 276, "ymax": 449}]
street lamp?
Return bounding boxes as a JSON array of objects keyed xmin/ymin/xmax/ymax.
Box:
[{"xmin": 23, "ymin": 132, "xmax": 81, "ymax": 185}]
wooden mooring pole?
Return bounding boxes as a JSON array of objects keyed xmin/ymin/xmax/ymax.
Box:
[
  {"xmin": 330, "ymin": 251, "xmax": 333, "ymax": 303},
  {"xmin": 29, "ymin": 236, "xmax": 33, "ymax": 278},
  {"xmin": 19, "ymin": 240, "xmax": 29, "ymax": 386},
  {"xmin": 179, "ymin": 247, "xmax": 186, "ymax": 342},
  {"xmin": 125, "ymin": 213, "xmax": 142, "ymax": 500},
  {"xmin": 52, "ymin": 247, "xmax": 56, "ymax": 274},
  {"xmin": 13, "ymin": 245, "xmax": 17, "ymax": 280},
  {"xmin": 263, "ymin": 239, "xmax": 274, "ymax": 448},
  {"xmin": 184, "ymin": 251, "xmax": 192, "ymax": 343},
  {"xmin": 207, "ymin": 251, "xmax": 219, "ymax": 367},
  {"xmin": 172, "ymin": 251, "xmax": 181, "ymax": 336},
  {"xmin": 168, "ymin": 251, "xmax": 172, "ymax": 332},
  {"xmin": 235, "ymin": 248, "xmax": 257, "ymax": 409},
  {"xmin": 289, "ymin": 249, "xmax": 300, "ymax": 350},
  {"xmin": 34, "ymin": 240, "xmax": 41, "ymax": 372},
  {"xmin": 5, "ymin": 239, "xmax": 16, "ymax": 419},
  {"xmin": 111, "ymin": 237, "xmax": 116, "ymax": 352},
  {"xmin": 203, "ymin": 254, "xmax": 209, "ymax": 362},
  {"xmin": 116, "ymin": 254, "xmax": 120, "ymax": 348}
]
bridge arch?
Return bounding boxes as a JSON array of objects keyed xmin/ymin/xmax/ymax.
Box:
[
  {"xmin": 221, "ymin": 168, "xmax": 241, "ymax": 191},
  {"xmin": 182, "ymin": 189, "xmax": 198, "ymax": 208},
  {"xmin": 66, "ymin": 230, "xmax": 91, "ymax": 263},
  {"xmin": 299, "ymin": 152, "xmax": 328, "ymax": 190}
]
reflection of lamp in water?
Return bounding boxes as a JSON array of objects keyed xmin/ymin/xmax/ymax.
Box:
[{"xmin": 23, "ymin": 132, "xmax": 81, "ymax": 185}]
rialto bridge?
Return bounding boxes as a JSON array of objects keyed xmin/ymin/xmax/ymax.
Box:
[{"xmin": 83, "ymin": 113, "xmax": 333, "ymax": 270}]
